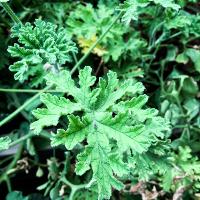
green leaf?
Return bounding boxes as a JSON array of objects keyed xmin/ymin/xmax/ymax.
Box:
[
  {"xmin": 31, "ymin": 93, "xmax": 81, "ymax": 134},
  {"xmin": 45, "ymin": 70, "xmax": 77, "ymax": 93},
  {"xmin": 8, "ymin": 19, "xmax": 77, "ymax": 84},
  {"xmin": 0, "ymin": 136, "xmax": 11, "ymax": 151},
  {"xmin": 95, "ymin": 71, "xmax": 144, "ymax": 111},
  {"xmin": 129, "ymin": 141, "xmax": 171, "ymax": 180},
  {"xmin": 119, "ymin": 0, "xmax": 148, "ymax": 25},
  {"xmin": 50, "ymin": 182, "xmax": 60, "ymax": 200},
  {"xmin": 32, "ymin": 66, "xmax": 169, "ymax": 199},
  {"xmin": 183, "ymin": 99, "xmax": 199, "ymax": 120},
  {"xmin": 95, "ymin": 113, "xmax": 151, "ymax": 153},
  {"xmin": 186, "ymin": 48, "xmax": 200, "ymax": 72},
  {"xmin": 182, "ymin": 77, "xmax": 198, "ymax": 96},
  {"xmin": 51, "ymin": 115, "xmax": 89, "ymax": 150},
  {"xmin": 77, "ymin": 66, "xmax": 97, "ymax": 109},
  {"xmin": 163, "ymin": 146, "xmax": 200, "ymax": 191},
  {"xmin": 145, "ymin": 117, "xmax": 170, "ymax": 138},
  {"xmin": 152, "ymin": 0, "xmax": 180, "ymax": 10},
  {"xmin": 162, "ymin": 170, "xmax": 173, "ymax": 191},
  {"xmin": 66, "ymin": 3, "xmax": 128, "ymax": 62},
  {"xmin": 113, "ymin": 95, "xmax": 158, "ymax": 122},
  {"xmin": 76, "ymin": 132, "xmax": 124, "ymax": 199},
  {"xmin": 109, "ymin": 153, "xmax": 130, "ymax": 177},
  {"xmin": 176, "ymin": 52, "xmax": 189, "ymax": 64},
  {"xmin": 9, "ymin": 56, "xmax": 42, "ymax": 82},
  {"xmin": 165, "ymin": 12, "xmax": 192, "ymax": 30},
  {"xmin": 129, "ymin": 153, "xmax": 170, "ymax": 180}
]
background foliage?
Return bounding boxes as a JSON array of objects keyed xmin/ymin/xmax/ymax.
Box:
[{"xmin": 0, "ymin": 0, "xmax": 200, "ymax": 199}]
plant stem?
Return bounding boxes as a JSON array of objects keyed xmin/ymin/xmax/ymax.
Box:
[
  {"xmin": 10, "ymin": 93, "xmax": 30, "ymax": 120},
  {"xmin": 0, "ymin": 156, "xmax": 13, "ymax": 166},
  {"xmin": 0, "ymin": 88, "xmax": 64, "ymax": 93},
  {"xmin": 0, "ymin": 143, "xmax": 24, "ymax": 183},
  {"xmin": 70, "ymin": 11, "xmax": 123, "ymax": 74},
  {"xmin": 191, "ymin": 127, "xmax": 200, "ymax": 133},
  {"xmin": 0, "ymin": 86, "xmax": 51, "ymax": 127},
  {"xmin": 72, "ymin": 52, "xmax": 78, "ymax": 64},
  {"xmin": 5, "ymin": 177, "xmax": 12, "ymax": 192},
  {"xmin": 0, "ymin": 2, "xmax": 21, "ymax": 24},
  {"xmin": 0, "ymin": 131, "xmax": 51, "ymax": 185},
  {"xmin": 9, "ymin": 131, "xmax": 51, "ymax": 147},
  {"xmin": 61, "ymin": 177, "xmax": 88, "ymax": 200}
]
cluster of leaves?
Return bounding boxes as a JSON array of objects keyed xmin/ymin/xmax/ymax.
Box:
[
  {"xmin": 66, "ymin": 3, "xmax": 147, "ymax": 63},
  {"xmin": 0, "ymin": 0, "xmax": 200, "ymax": 199},
  {"xmin": 137, "ymin": 0, "xmax": 200, "ymax": 195},
  {"xmin": 8, "ymin": 19, "xmax": 77, "ymax": 86},
  {"xmin": 162, "ymin": 146, "xmax": 200, "ymax": 192}
]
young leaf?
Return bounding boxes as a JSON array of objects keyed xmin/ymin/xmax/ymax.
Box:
[{"xmin": 8, "ymin": 19, "xmax": 77, "ymax": 85}]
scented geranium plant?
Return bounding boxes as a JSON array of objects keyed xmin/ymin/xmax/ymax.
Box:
[
  {"xmin": 31, "ymin": 66, "xmax": 170, "ymax": 199},
  {"xmin": 1, "ymin": 0, "xmax": 199, "ymax": 199}
]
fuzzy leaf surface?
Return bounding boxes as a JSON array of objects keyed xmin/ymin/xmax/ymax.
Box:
[{"xmin": 8, "ymin": 19, "xmax": 77, "ymax": 85}]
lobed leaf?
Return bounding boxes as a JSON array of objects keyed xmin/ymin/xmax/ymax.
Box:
[
  {"xmin": 32, "ymin": 66, "xmax": 169, "ymax": 199},
  {"xmin": 8, "ymin": 19, "xmax": 77, "ymax": 85},
  {"xmin": 31, "ymin": 94, "xmax": 81, "ymax": 134}
]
